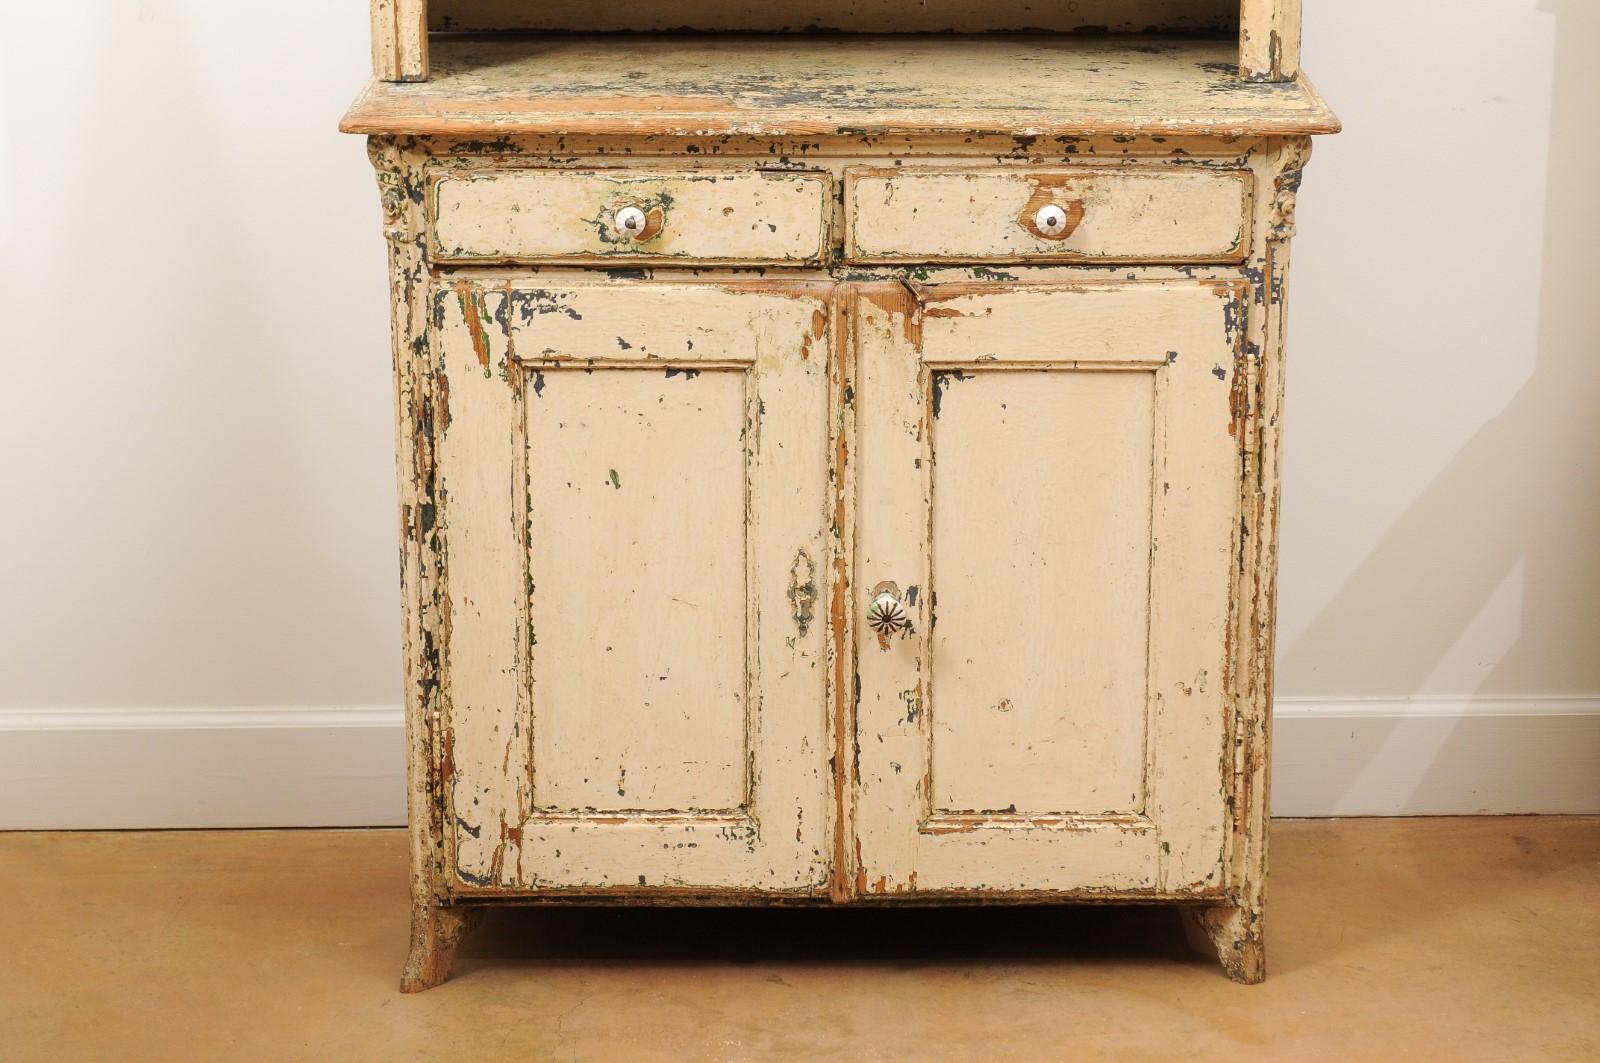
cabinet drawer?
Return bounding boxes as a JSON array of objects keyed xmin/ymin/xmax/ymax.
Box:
[
  {"xmin": 844, "ymin": 168, "xmax": 1250, "ymax": 264},
  {"xmin": 428, "ymin": 169, "xmax": 831, "ymax": 265}
]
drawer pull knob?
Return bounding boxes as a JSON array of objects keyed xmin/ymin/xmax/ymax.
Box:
[
  {"xmin": 614, "ymin": 205, "xmax": 651, "ymax": 240},
  {"xmin": 1034, "ymin": 203, "xmax": 1070, "ymax": 236}
]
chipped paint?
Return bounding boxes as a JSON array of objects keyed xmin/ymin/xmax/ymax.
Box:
[{"xmin": 788, "ymin": 547, "xmax": 819, "ymax": 636}]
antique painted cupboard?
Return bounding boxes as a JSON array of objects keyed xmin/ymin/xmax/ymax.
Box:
[{"xmin": 341, "ymin": 0, "xmax": 1339, "ymax": 990}]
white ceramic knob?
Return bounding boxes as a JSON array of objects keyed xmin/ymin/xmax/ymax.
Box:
[
  {"xmin": 867, "ymin": 591, "xmax": 910, "ymax": 637},
  {"xmin": 1034, "ymin": 203, "xmax": 1069, "ymax": 236},
  {"xmin": 614, "ymin": 205, "xmax": 649, "ymax": 239}
]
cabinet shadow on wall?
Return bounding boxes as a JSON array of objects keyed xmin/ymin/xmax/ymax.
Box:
[{"xmin": 1274, "ymin": 0, "xmax": 1600, "ymax": 811}]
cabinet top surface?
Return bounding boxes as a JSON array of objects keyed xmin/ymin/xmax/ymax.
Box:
[{"xmin": 340, "ymin": 35, "xmax": 1340, "ymax": 139}]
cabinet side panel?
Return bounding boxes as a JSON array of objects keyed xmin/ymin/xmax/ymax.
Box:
[
  {"xmin": 526, "ymin": 369, "xmax": 750, "ymax": 813},
  {"xmin": 930, "ymin": 370, "xmax": 1155, "ymax": 816}
]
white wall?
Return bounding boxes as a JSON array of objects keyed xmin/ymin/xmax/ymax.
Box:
[
  {"xmin": 1285, "ymin": 0, "xmax": 1600, "ymax": 701},
  {"xmin": 1, "ymin": 2, "xmax": 1596, "ymax": 825},
  {"xmin": 0, "ymin": 3, "xmax": 398, "ymax": 710}
]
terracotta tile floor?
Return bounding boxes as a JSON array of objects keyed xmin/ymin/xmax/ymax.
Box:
[{"xmin": 3, "ymin": 817, "xmax": 1595, "ymax": 1061}]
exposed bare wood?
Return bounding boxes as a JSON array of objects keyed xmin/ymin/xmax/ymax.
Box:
[
  {"xmin": 1187, "ymin": 904, "xmax": 1266, "ymax": 983},
  {"xmin": 340, "ymin": 37, "xmax": 1340, "ymax": 139},
  {"xmin": 399, "ymin": 901, "xmax": 481, "ymax": 992}
]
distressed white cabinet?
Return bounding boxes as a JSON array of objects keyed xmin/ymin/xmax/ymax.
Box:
[{"xmin": 343, "ymin": 0, "xmax": 1338, "ymax": 991}]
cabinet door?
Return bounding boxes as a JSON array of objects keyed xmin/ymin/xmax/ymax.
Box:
[
  {"xmin": 432, "ymin": 280, "xmax": 833, "ymax": 894},
  {"xmin": 851, "ymin": 280, "xmax": 1246, "ymax": 896}
]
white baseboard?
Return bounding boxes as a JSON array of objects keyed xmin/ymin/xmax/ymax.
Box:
[
  {"xmin": 0, "ymin": 707, "xmax": 406, "ymax": 830},
  {"xmin": 1270, "ymin": 697, "xmax": 1600, "ymax": 817},
  {"xmin": 2, "ymin": 699, "xmax": 1596, "ymax": 829}
]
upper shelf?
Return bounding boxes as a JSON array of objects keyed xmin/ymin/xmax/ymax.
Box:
[
  {"xmin": 341, "ymin": 35, "xmax": 1340, "ymax": 140},
  {"xmin": 371, "ymin": 1, "xmax": 1304, "ymax": 83}
]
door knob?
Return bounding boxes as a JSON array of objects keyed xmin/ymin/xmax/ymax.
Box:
[{"xmin": 866, "ymin": 582, "xmax": 912, "ymax": 647}]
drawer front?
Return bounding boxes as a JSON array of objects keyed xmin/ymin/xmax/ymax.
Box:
[
  {"xmin": 844, "ymin": 168, "xmax": 1250, "ymax": 264},
  {"xmin": 429, "ymin": 169, "xmax": 831, "ymax": 265}
]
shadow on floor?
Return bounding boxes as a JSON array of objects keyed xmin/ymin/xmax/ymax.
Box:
[{"xmin": 459, "ymin": 903, "xmax": 1214, "ymax": 971}]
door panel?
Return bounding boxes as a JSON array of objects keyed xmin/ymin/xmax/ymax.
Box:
[
  {"xmin": 433, "ymin": 279, "xmax": 833, "ymax": 893},
  {"xmin": 852, "ymin": 280, "xmax": 1245, "ymax": 896},
  {"xmin": 930, "ymin": 368, "xmax": 1156, "ymax": 816},
  {"xmin": 526, "ymin": 369, "xmax": 749, "ymax": 813}
]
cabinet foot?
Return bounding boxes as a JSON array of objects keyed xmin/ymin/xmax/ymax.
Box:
[
  {"xmin": 1186, "ymin": 904, "xmax": 1265, "ymax": 984},
  {"xmin": 400, "ymin": 901, "xmax": 483, "ymax": 993}
]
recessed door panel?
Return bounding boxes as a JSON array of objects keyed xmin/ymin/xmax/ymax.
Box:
[
  {"xmin": 930, "ymin": 368, "xmax": 1156, "ymax": 817},
  {"xmin": 526, "ymin": 368, "xmax": 749, "ymax": 814}
]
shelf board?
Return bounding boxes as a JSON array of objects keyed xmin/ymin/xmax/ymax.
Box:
[{"xmin": 341, "ymin": 35, "xmax": 1340, "ymax": 139}]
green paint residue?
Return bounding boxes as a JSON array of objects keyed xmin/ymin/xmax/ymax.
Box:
[{"xmin": 608, "ymin": 469, "xmax": 621, "ymax": 489}]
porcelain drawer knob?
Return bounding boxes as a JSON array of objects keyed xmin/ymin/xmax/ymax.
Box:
[
  {"xmin": 866, "ymin": 586, "xmax": 911, "ymax": 638},
  {"xmin": 1033, "ymin": 203, "xmax": 1070, "ymax": 236},
  {"xmin": 614, "ymin": 205, "xmax": 650, "ymax": 240}
]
